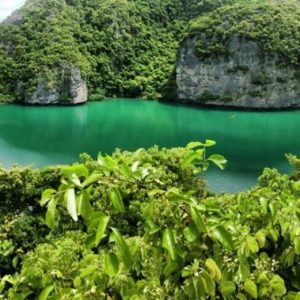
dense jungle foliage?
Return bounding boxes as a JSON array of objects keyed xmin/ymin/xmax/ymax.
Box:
[
  {"xmin": 8, "ymin": 0, "xmax": 294, "ymax": 102},
  {"xmin": 1, "ymin": 141, "xmax": 300, "ymax": 299},
  {"xmin": 0, "ymin": 0, "xmax": 243, "ymax": 103},
  {"xmin": 1, "ymin": 0, "xmax": 300, "ymax": 103},
  {"xmin": 190, "ymin": 0, "xmax": 300, "ymax": 64}
]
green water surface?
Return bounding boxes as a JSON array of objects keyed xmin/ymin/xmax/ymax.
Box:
[{"xmin": 0, "ymin": 99, "xmax": 299, "ymax": 192}]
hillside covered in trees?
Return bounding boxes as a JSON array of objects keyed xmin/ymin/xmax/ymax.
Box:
[
  {"xmin": 1, "ymin": 0, "xmax": 300, "ymax": 106},
  {"xmin": 176, "ymin": 0, "xmax": 300, "ymax": 108},
  {"xmin": 2, "ymin": 1, "xmax": 300, "ymax": 298},
  {"xmin": 0, "ymin": 0, "xmax": 236, "ymax": 103}
]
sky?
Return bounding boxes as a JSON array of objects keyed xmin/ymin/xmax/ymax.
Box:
[{"xmin": 0, "ymin": 0, "xmax": 26, "ymax": 21}]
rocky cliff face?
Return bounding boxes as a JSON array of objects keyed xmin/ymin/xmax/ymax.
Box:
[
  {"xmin": 24, "ymin": 64, "xmax": 88, "ymax": 105},
  {"xmin": 1, "ymin": 9, "xmax": 23, "ymax": 25},
  {"xmin": 176, "ymin": 36, "xmax": 300, "ymax": 108}
]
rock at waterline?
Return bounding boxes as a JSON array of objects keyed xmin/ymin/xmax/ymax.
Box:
[
  {"xmin": 24, "ymin": 64, "xmax": 88, "ymax": 105},
  {"xmin": 176, "ymin": 35, "xmax": 300, "ymax": 109}
]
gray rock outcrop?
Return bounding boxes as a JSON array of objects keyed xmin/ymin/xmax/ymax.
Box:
[
  {"xmin": 1, "ymin": 10, "xmax": 23, "ymax": 25},
  {"xmin": 24, "ymin": 64, "xmax": 88, "ymax": 105},
  {"xmin": 176, "ymin": 36, "xmax": 300, "ymax": 108}
]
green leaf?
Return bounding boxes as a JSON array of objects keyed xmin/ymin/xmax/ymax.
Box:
[
  {"xmin": 259, "ymin": 197, "xmax": 268, "ymax": 214},
  {"xmin": 246, "ymin": 236, "xmax": 259, "ymax": 253},
  {"xmin": 186, "ymin": 141, "xmax": 204, "ymax": 149},
  {"xmin": 293, "ymin": 180, "xmax": 300, "ymax": 192},
  {"xmin": 65, "ymin": 188, "xmax": 78, "ymax": 222},
  {"xmin": 287, "ymin": 292, "xmax": 300, "ymax": 300},
  {"xmin": 193, "ymin": 277, "xmax": 206, "ymax": 299},
  {"xmin": 80, "ymin": 265, "xmax": 96, "ymax": 278},
  {"xmin": 186, "ymin": 140, "xmax": 216, "ymax": 149},
  {"xmin": 202, "ymin": 270, "xmax": 216, "ymax": 296},
  {"xmin": 162, "ymin": 228, "xmax": 177, "ymax": 261},
  {"xmin": 97, "ymin": 153, "xmax": 106, "ymax": 166},
  {"xmin": 184, "ymin": 278, "xmax": 196, "ymax": 299},
  {"xmin": 146, "ymin": 218, "xmax": 160, "ymax": 235},
  {"xmin": 104, "ymin": 253, "xmax": 119, "ymax": 277},
  {"xmin": 110, "ymin": 228, "xmax": 132, "ymax": 270},
  {"xmin": 38, "ymin": 285, "xmax": 54, "ymax": 300},
  {"xmin": 147, "ymin": 189, "xmax": 165, "ymax": 197},
  {"xmin": 182, "ymin": 151, "xmax": 204, "ymax": 169},
  {"xmin": 205, "ymin": 258, "xmax": 221, "ymax": 282},
  {"xmin": 2, "ymin": 275, "xmax": 15, "ymax": 285},
  {"xmin": 269, "ymin": 203, "xmax": 276, "ymax": 217},
  {"xmin": 109, "ymin": 188, "xmax": 125, "ymax": 213},
  {"xmin": 295, "ymin": 237, "xmax": 300, "ymax": 255},
  {"xmin": 78, "ymin": 191, "xmax": 94, "ymax": 220},
  {"xmin": 164, "ymin": 261, "xmax": 181, "ymax": 277},
  {"xmin": 95, "ymin": 214, "xmax": 110, "ymax": 247},
  {"xmin": 45, "ymin": 198, "xmax": 57, "ymax": 229},
  {"xmin": 269, "ymin": 229, "xmax": 279, "ymax": 242},
  {"xmin": 237, "ymin": 293, "xmax": 248, "ymax": 300},
  {"xmin": 87, "ymin": 212, "xmax": 104, "ymax": 232},
  {"xmin": 131, "ymin": 161, "xmax": 140, "ymax": 172},
  {"xmin": 208, "ymin": 154, "xmax": 227, "ymax": 170},
  {"xmin": 15, "ymin": 290, "xmax": 34, "ymax": 299},
  {"xmin": 190, "ymin": 205, "xmax": 206, "ymax": 233},
  {"xmin": 203, "ymin": 140, "xmax": 217, "ymax": 147},
  {"xmin": 181, "ymin": 265, "xmax": 194, "ymax": 278},
  {"xmin": 70, "ymin": 173, "xmax": 81, "ymax": 187},
  {"xmin": 270, "ymin": 275, "xmax": 286, "ymax": 297},
  {"xmin": 184, "ymin": 225, "xmax": 198, "ymax": 242},
  {"xmin": 99, "ymin": 155, "xmax": 119, "ymax": 169},
  {"xmin": 85, "ymin": 233, "xmax": 96, "ymax": 249},
  {"xmin": 121, "ymin": 162, "xmax": 133, "ymax": 178},
  {"xmin": 239, "ymin": 260, "xmax": 250, "ymax": 281},
  {"xmin": 257, "ymin": 273, "xmax": 268, "ymax": 284},
  {"xmin": 40, "ymin": 189, "xmax": 56, "ymax": 206},
  {"xmin": 12, "ymin": 256, "xmax": 18, "ymax": 268},
  {"xmin": 82, "ymin": 172, "xmax": 102, "ymax": 188},
  {"xmin": 244, "ymin": 279, "xmax": 257, "ymax": 299},
  {"xmin": 255, "ymin": 229, "xmax": 266, "ymax": 248},
  {"xmin": 213, "ymin": 226, "xmax": 234, "ymax": 250},
  {"xmin": 140, "ymin": 167, "xmax": 149, "ymax": 179},
  {"xmin": 62, "ymin": 164, "xmax": 89, "ymax": 178},
  {"xmin": 167, "ymin": 188, "xmax": 191, "ymax": 204},
  {"xmin": 0, "ymin": 280, "xmax": 5, "ymax": 294},
  {"xmin": 220, "ymin": 281, "xmax": 236, "ymax": 297}
]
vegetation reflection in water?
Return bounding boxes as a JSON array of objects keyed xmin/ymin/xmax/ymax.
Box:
[{"xmin": 0, "ymin": 99, "xmax": 299, "ymax": 192}]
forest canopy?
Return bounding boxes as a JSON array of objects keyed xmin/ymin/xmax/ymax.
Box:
[
  {"xmin": 1, "ymin": 0, "xmax": 300, "ymax": 103},
  {"xmin": 0, "ymin": 0, "xmax": 244, "ymax": 102}
]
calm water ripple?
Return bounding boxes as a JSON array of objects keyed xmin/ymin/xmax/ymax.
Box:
[{"xmin": 0, "ymin": 99, "xmax": 299, "ymax": 192}]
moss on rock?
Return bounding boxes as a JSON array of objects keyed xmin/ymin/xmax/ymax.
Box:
[{"xmin": 189, "ymin": 0, "xmax": 300, "ymax": 65}]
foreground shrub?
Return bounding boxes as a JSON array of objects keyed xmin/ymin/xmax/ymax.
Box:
[
  {"xmin": 0, "ymin": 167, "xmax": 61, "ymax": 214},
  {"xmin": 1, "ymin": 142, "xmax": 300, "ymax": 299}
]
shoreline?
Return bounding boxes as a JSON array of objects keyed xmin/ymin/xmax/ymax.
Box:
[{"xmin": 1, "ymin": 97, "xmax": 300, "ymax": 112}]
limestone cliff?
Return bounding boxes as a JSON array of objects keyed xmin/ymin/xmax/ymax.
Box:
[
  {"xmin": 2, "ymin": 0, "xmax": 300, "ymax": 107},
  {"xmin": 176, "ymin": 0, "xmax": 300, "ymax": 109},
  {"xmin": 176, "ymin": 36, "xmax": 300, "ymax": 108},
  {"xmin": 24, "ymin": 64, "xmax": 88, "ymax": 105},
  {"xmin": 0, "ymin": 0, "xmax": 89, "ymax": 105}
]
